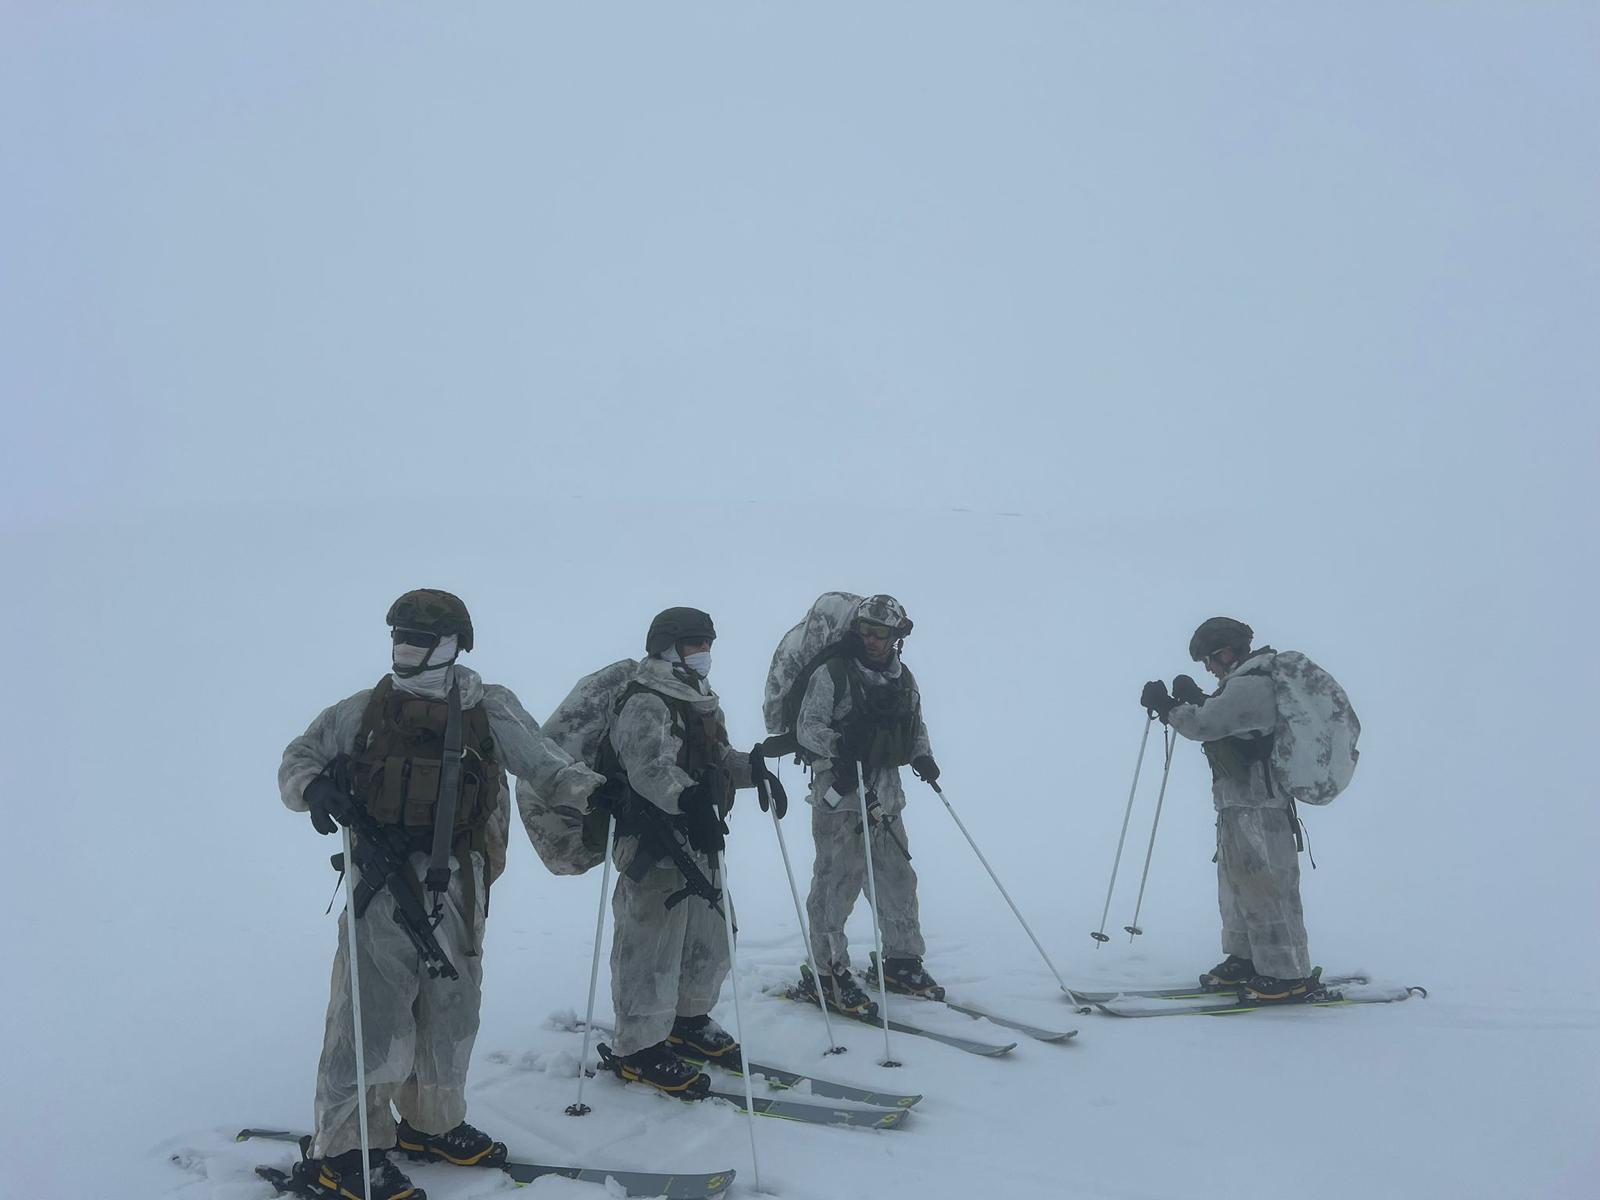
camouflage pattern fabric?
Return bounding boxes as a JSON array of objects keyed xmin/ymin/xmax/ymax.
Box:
[
  {"xmin": 805, "ymin": 796, "xmax": 925, "ymax": 972},
  {"xmin": 605, "ymin": 657, "xmax": 749, "ymax": 1055},
  {"xmin": 1216, "ymin": 807, "xmax": 1311, "ymax": 978},
  {"xmin": 763, "ymin": 591, "xmax": 862, "ymax": 735},
  {"xmin": 1168, "ymin": 651, "xmax": 1311, "ymax": 978},
  {"xmin": 1167, "ymin": 652, "xmax": 1280, "ymax": 811},
  {"xmin": 518, "ymin": 659, "xmax": 640, "ymax": 874},
  {"xmin": 1266, "ymin": 650, "xmax": 1361, "ymax": 805},
  {"xmin": 310, "ymin": 849, "xmax": 486, "ymax": 1158},
  {"xmin": 794, "ymin": 657, "xmax": 931, "ymax": 818},
  {"xmin": 608, "ymin": 846, "xmax": 732, "ymax": 1056},
  {"xmin": 279, "ymin": 668, "xmax": 600, "ymax": 1156}
]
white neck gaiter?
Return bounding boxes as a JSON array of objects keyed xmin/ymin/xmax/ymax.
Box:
[
  {"xmin": 392, "ymin": 634, "xmax": 459, "ymax": 697},
  {"xmin": 662, "ymin": 647, "xmax": 712, "ymax": 691}
]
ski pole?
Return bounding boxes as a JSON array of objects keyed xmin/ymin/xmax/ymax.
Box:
[
  {"xmin": 857, "ymin": 764, "xmax": 901, "ymax": 1067},
  {"xmin": 769, "ymin": 802, "xmax": 847, "ymax": 1055},
  {"xmin": 340, "ymin": 825, "xmax": 374, "ymax": 1200},
  {"xmin": 1092, "ymin": 715, "xmax": 1155, "ymax": 946},
  {"xmin": 714, "ymin": 860, "xmax": 763, "ymax": 1193},
  {"xmin": 1124, "ymin": 728, "xmax": 1176, "ymax": 941},
  {"xmin": 927, "ymin": 780, "xmax": 1086, "ymax": 1010},
  {"xmin": 567, "ymin": 814, "xmax": 616, "ymax": 1117}
]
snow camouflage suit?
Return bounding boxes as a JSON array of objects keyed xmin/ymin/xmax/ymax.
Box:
[
  {"xmin": 279, "ymin": 665, "xmax": 603, "ymax": 1159},
  {"xmin": 607, "ymin": 656, "xmax": 752, "ymax": 1057},
  {"xmin": 798, "ymin": 653, "xmax": 934, "ymax": 973},
  {"xmin": 1167, "ymin": 648, "xmax": 1311, "ymax": 979}
]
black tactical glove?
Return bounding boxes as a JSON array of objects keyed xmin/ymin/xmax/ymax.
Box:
[
  {"xmin": 829, "ymin": 757, "xmax": 860, "ymax": 797},
  {"xmin": 749, "ymin": 745, "xmax": 789, "ymax": 820},
  {"xmin": 1140, "ymin": 680, "xmax": 1178, "ymax": 722},
  {"xmin": 910, "ymin": 754, "xmax": 940, "ymax": 785},
  {"xmin": 753, "ymin": 732, "xmax": 798, "ymax": 761},
  {"xmin": 1171, "ymin": 674, "xmax": 1207, "ymax": 707},
  {"xmin": 678, "ymin": 781, "xmax": 728, "ymax": 858},
  {"xmin": 303, "ymin": 774, "xmax": 354, "ymax": 836}
]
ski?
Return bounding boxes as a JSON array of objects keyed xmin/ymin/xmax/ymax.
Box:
[
  {"xmin": 940, "ymin": 997, "xmax": 1078, "ymax": 1042},
  {"xmin": 1094, "ymin": 983, "xmax": 1427, "ymax": 1019},
  {"xmin": 564, "ymin": 1018, "xmax": 923, "ymax": 1109},
  {"xmin": 238, "ymin": 1129, "xmax": 735, "ymax": 1198},
  {"xmin": 860, "ymin": 952, "xmax": 1077, "ymax": 1042},
  {"xmin": 1068, "ymin": 973, "xmax": 1370, "ymax": 1003},
  {"xmin": 705, "ymin": 1088, "xmax": 908, "ymax": 1129},
  {"xmin": 689, "ymin": 1055, "xmax": 923, "ymax": 1110},
  {"xmin": 776, "ymin": 981, "xmax": 1018, "ymax": 1057}
]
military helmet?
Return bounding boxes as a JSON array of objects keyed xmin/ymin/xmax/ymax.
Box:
[
  {"xmin": 855, "ymin": 594, "xmax": 913, "ymax": 638},
  {"xmin": 386, "ymin": 589, "xmax": 475, "ymax": 652},
  {"xmin": 645, "ymin": 607, "xmax": 717, "ymax": 656},
  {"xmin": 1188, "ymin": 616, "xmax": 1253, "ymax": 662}
]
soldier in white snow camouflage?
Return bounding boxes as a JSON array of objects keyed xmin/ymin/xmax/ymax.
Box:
[
  {"xmin": 279, "ymin": 589, "xmax": 604, "ymax": 1200},
  {"xmin": 791, "ymin": 595, "xmax": 943, "ymax": 1012},
  {"xmin": 1141, "ymin": 616, "xmax": 1319, "ymax": 1004},
  {"xmin": 597, "ymin": 608, "xmax": 754, "ymax": 1099}
]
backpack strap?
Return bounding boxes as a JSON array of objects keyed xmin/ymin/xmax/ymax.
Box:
[{"xmin": 779, "ymin": 641, "xmax": 853, "ymax": 751}]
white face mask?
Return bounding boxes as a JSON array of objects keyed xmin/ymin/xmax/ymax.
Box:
[
  {"xmin": 392, "ymin": 633, "xmax": 459, "ymax": 695},
  {"xmin": 681, "ymin": 650, "xmax": 712, "ymax": 679}
]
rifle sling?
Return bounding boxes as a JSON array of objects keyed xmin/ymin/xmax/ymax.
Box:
[{"xmin": 425, "ymin": 679, "xmax": 465, "ymax": 896}]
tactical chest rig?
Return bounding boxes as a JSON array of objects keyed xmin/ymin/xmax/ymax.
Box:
[
  {"xmin": 586, "ymin": 682, "xmax": 734, "ymax": 913},
  {"xmin": 601, "ymin": 681, "xmax": 733, "ymax": 825},
  {"xmin": 831, "ymin": 657, "xmax": 921, "ymax": 771},
  {"xmin": 349, "ymin": 675, "xmax": 501, "ymax": 936}
]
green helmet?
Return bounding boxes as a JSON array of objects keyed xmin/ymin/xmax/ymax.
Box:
[
  {"xmin": 1189, "ymin": 616, "xmax": 1253, "ymax": 662},
  {"xmin": 386, "ymin": 589, "xmax": 475, "ymax": 652},
  {"xmin": 645, "ymin": 607, "xmax": 717, "ymax": 656}
]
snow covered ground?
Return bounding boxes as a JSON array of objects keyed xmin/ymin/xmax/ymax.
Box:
[
  {"xmin": 7, "ymin": 498, "xmax": 1597, "ymax": 1199},
  {"xmin": 4, "ymin": 5, "xmax": 1596, "ymax": 1199}
]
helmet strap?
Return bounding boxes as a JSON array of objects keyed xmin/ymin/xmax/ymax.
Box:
[{"xmin": 392, "ymin": 633, "xmax": 458, "ymax": 679}]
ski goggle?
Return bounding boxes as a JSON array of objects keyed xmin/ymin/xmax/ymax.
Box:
[
  {"xmin": 391, "ymin": 627, "xmax": 442, "ymax": 649},
  {"xmin": 857, "ymin": 621, "xmax": 896, "ymax": 640}
]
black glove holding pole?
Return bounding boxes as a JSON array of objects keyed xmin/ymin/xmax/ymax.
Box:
[
  {"xmin": 910, "ymin": 754, "xmax": 940, "ymax": 785},
  {"xmin": 677, "ymin": 780, "xmax": 728, "ymax": 858},
  {"xmin": 749, "ymin": 743, "xmax": 789, "ymax": 820},
  {"xmin": 1140, "ymin": 680, "xmax": 1179, "ymax": 723},
  {"xmin": 304, "ymin": 774, "xmax": 355, "ymax": 836},
  {"xmin": 1171, "ymin": 674, "xmax": 1207, "ymax": 707}
]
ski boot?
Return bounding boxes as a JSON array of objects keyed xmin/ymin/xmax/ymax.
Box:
[
  {"xmin": 668, "ymin": 1013, "xmax": 743, "ymax": 1070},
  {"xmin": 1240, "ymin": 967, "xmax": 1326, "ymax": 1005},
  {"xmin": 1199, "ymin": 955, "xmax": 1255, "ymax": 990},
  {"xmin": 795, "ymin": 963, "xmax": 879, "ymax": 1020},
  {"xmin": 297, "ymin": 1147, "xmax": 423, "ymax": 1200},
  {"xmin": 395, "ymin": 1117, "xmax": 507, "ymax": 1168},
  {"xmin": 598, "ymin": 1040, "xmax": 712, "ymax": 1099},
  {"xmin": 869, "ymin": 952, "xmax": 945, "ymax": 1001}
]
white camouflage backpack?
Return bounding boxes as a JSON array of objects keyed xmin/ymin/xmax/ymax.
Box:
[
  {"xmin": 762, "ymin": 591, "xmax": 863, "ymax": 737},
  {"xmin": 1263, "ymin": 650, "xmax": 1361, "ymax": 805},
  {"xmin": 517, "ymin": 658, "xmax": 639, "ymax": 875}
]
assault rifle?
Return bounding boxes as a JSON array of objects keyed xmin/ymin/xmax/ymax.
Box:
[
  {"xmin": 323, "ymin": 766, "xmax": 460, "ymax": 981},
  {"xmin": 608, "ymin": 791, "xmax": 726, "ymax": 918}
]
